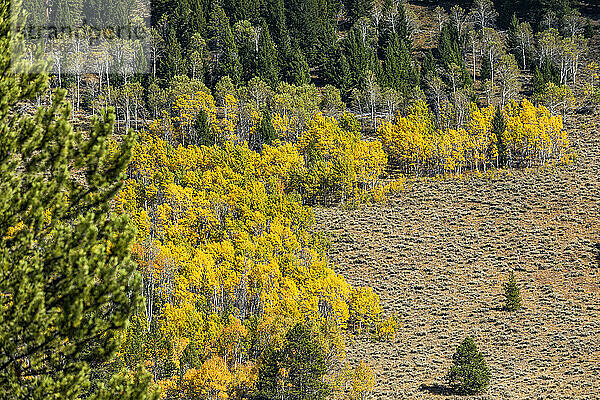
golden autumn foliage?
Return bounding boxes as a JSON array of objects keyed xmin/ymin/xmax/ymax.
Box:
[
  {"xmin": 329, "ymin": 359, "xmax": 376, "ymax": 400},
  {"xmin": 113, "ymin": 103, "xmax": 390, "ymax": 398},
  {"xmin": 350, "ymin": 360, "xmax": 375, "ymax": 400},
  {"xmin": 379, "ymin": 100, "xmax": 570, "ymax": 176},
  {"xmin": 181, "ymin": 356, "xmax": 233, "ymax": 400},
  {"xmin": 295, "ymin": 112, "xmax": 394, "ymax": 204},
  {"xmin": 146, "ymin": 91, "xmax": 391, "ymax": 205},
  {"xmin": 347, "ymin": 287, "xmax": 397, "ymax": 339}
]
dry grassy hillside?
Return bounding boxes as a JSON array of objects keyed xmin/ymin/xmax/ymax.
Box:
[{"xmin": 315, "ymin": 113, "xmax": 600, "ymax": 399}]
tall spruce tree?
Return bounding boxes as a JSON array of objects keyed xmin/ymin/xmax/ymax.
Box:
[
  {"xmin": 437, "ymin": 23, "xmax": 472, "ymax": 89},
  {"xmin": 343, "ymin": 27, "xmax": 379, "ymax": 91},
  {"xmin": 259, "ymin": 108, "xmax": 277, "ymax": 146},
  {"xmin": 256, "ymin": 323, "xmax": 329, "ymax": 400},
  {"xmin": 263, "ymin": 0, "xmax": 288, "ymax": 48},
  {"xmin": 345, "ymin": 0, "xmax": 374, "ymax": 24},
  {"xmin": 257, "ymin": 20, "xmax": 279, "ymax": 85},
  {"xmin": 194, "ymin": 108, "xmax": 213, "ymax": 146},
  {"xmin": 382, "ymin": 33, "xmax": 419, "ymax": 95},
  {"xmin": 234, "ymin": 20, "xmax": 257, "ymax": 83},
  {"xmin": 284, "ymin": 42, "xmax": 311, "ymax": 86},
  {"xmin": 502, "ymin": 271, "xmax": 522, "ymax": 311},
  {"xmin": 208, "ymin": 4, "xmax": 241, "ymax": 85},
  {"xmin": 491, "ymin": 106, "xmax": 507, "ymax": 167},
  {"xmin": 0, "ymin": 5, "xmax": 155, "ymax": 399}
]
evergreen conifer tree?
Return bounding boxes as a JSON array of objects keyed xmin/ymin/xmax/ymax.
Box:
[
  {"xmin": 503, "ymin": 271, "xmax": 522, "ymax": 311},
  {"xmin": 0, "ymin": 4, "xmax": 155, "ymax": 399},
  {"xmin": 344, "ymin": 27, "xmax": 379, "ymax": 90},
  {"xmin": 481, "ymin": 56, "xmax": 492, "ymax": 81},
  {"xmin": 208, "ymin": 4, "xmax": 241, "ymax": 85},
  {"xmin": 377, "ymin": 0, "xmax": 410, "ymax": 53},
  {"xmin": 285, "ymin": 42, "xmax": 311, "ymax": 86},
  {"xmin": 532, "ymin": 60, "xmax": 560, "ymax": 95},
  {"xmin": 345, "ymin": 0, "xmax": 374, "ymax": 24},
  {"xmin": 421, "ymin": 50, "xmax": 437, "ymax": 80},
  {"xmin": 382, "ymin": 33, "xmax": 419, "ymax": 95},
  {"xmin": 263, "ymin": 0, "xmax": 288, "ymax": 48},
  {"xmin": 257, "ymin": 20, "xmax": 279, "ymax": 86},
  {"xmin": 446, "ymin": 337, "xmax": 490, "ymax": 394},
  {"xmin": 233, "ymin": 20, "xmax": 257, "ymax": 83},
  {"xmin": 194, "ymin": 108, "xmax": 213, "ymax": 146},
  {"xmin": 491, "ymin": 106, "xmax": 507, "ymax": 167},
  {"xmin": 162, "ymin": 27, "xmax": 186, "ymax": 80},
  {"xmin": 256, "ymin": 323, "xmax": 330, "ymax": 400},
  {"xmin": 259, "ymin": 108, "xmax": 277, "ymax": 146}
]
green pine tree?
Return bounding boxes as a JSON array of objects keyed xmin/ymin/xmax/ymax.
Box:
[
  {"xmin": 163, "ymin": 27, "xmax": 186, "ymax": 80},
  {"xmin": 194, "ymin": 108, "xmax": 214, "ymax": 146},
  {"xmin": 208, "ymin": 4, "xmax": 241, "ymax": 85},
  {"xmin": 437, "ymin": 23, "xmax": 472, "ymax": 89},
  {"xmin": 491, "ymin": 106, "xmax": 507, "ymax": 168},
  {"xmin": 382, "ymin": 33, "xmax": 419, "ymax": 95},
  {"xmin": 52, "ymin": 0, "xmax": 83, "ymax": 27},
  {"xmin": 421, "ymin": 50, "xmax": 437, "ymax": 80},
  {"xmin": 257, "ymin": 20, "xmax": 279, "ymax": 86},
  {"xmin": 234, "ymin": 20, "xmax": 257, "ymax": 83},
  {"xmin": 338, "ymin": 53, "xmax": 352, "ymax": 96},
  {"xmin": 0, "ymin": 7, "xmax": 156, "ymax": 399},
  {"xmin": 256, "ymin": 323, "xmax": 330, "ymax": 400},
  {"xmin": 286, "ymin": 0, "xmax": 335, "ymax": 66},
  {"xmin": 263, "ymin": 0, "xmax": 288, "ymax": 48},
  {"xmin": 343, "ymin": 27, "xmax": 379, "ymax": 90},
  {"xmin": 259, "ymin": 108, "xmax": 277, "ymax": 146},
  {"xmin": 344, "ymin": 0, "xmax": 374, "ymax": 24},
  {"xmin": 532, "ymin": 60, "xmax": 560, "ymax": 95},
  {"xmin": 503, "ymin": 271, "xmax": 522, "ymax": 311},
  {"xmin": 446, "ymin": 337, "xmax": 490, "ymax": 395},
  {"xmin": 480, "ymin": 56, "xmax": 492, "ymax": 82},
  {"xmin": 285, "ymin": 42, "xmax": 311, "ymax": 86}
]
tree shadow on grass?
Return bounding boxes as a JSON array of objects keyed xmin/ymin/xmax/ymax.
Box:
[
  {"xmin": 419, "ymin": 383, "xmax": 454, "ymax": 396},
  {"xmin": 594, "ymin": 243, "xmax": 600, "ymax": 267}
]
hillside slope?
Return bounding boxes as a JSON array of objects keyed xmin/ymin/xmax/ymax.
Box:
[{"xmin": 315, "ymin": 113, "xmax": 600, "ymax": 399}]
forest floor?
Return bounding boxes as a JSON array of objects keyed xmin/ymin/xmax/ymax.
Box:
[{"xmin": 314, "ymin": 112, "xmax": 600, "ymax": 399}]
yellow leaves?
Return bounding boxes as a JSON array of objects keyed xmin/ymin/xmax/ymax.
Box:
[
  {"xmin": 172, "ymin": 90, "xmax": 217, "ymax": 130},
  {"xmin": 367, "ymin": 177, "xmax": 406, "ymax": 203},
  {"xmin": 535, "ymin": 82, "xmax": 576, "ymax": 116},
  {"xmin": 172, "ymin": 337, "xmax": 190, "ymax": 369},
  {"xmin": 351, "ymin": 140, "xmax": 388, "ymax": 189},
  {"xmin": 182, "ymin": 356, "xmax": 233, "ymax": 400},
  {"xmin": 216, "ymin": 316, "xmax": 248, "ymax": 365},
  {"xmin": 220, "ymin": 94, "xmax": 240, "ymax": 142},
  {"xmin": 156, "ymin": 379, "xmax": 178, "ymax": 400},
  {"xmin": 374, "ymin": 315, "xmax": 399, "ymax": 342},
  {"xmin": 330, "ymin": 359, "xmax": 376, "ymax": 400},
  {"xmin": 4, "ymin": 221, "xmax": 25, "ymax": 240},
  {"xmin": 296, "ymin": 113, "xmax": 387, "ymax": 203},
  {"xmin": 378, "ymin": 100, "xmax": 437, "ymax": 174},
  {"xmin": 379, "ymin": 100, "xmax": 570, "ymax": 175},
  {"xmin": 179, "ymin": 343, "xmax": 256, "ymax": 399},
  {"xmin": 504, "ymin": 98, "xmax": 568, "ymax": 165},
  {"xmin": 350, "ymin": 360, "xmax": 375, "ymax": 400},
  {"xmin": 258, "ymin": 143, "xmax": 302, "ymax": 184},
  {"xmin": 348, "ymin": 287, "xmax": 382, "ymax": 334},
  {"xmin": 229, "ymin": 362, "xmax": 258, "ymax": 399},
  {"xmin": 271, "ymin": 113, "xmax": 298, "ymax": 141},
  {"xmin": 114, "ymin": 103, "xmax": 390, "ymax": 398}
]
